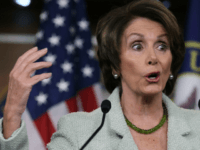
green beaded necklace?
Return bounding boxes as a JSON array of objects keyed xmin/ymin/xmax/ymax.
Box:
[{"xmin": 124, "ymin": 102, "xmax": 168, "ymax": 134}]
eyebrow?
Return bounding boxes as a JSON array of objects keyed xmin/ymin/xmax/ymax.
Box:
[
  {"xmin": 127, "ymin": 33, "xmax": 168, "ymax": 39},
  {"xmin": 157, "ymin": 33, "xmax": 168, "ymax": 39}
]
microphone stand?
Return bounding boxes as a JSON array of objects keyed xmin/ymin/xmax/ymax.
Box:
[
  {"xmin": 79, "ymin": 113, "xmax": 106, "ymax": 150},
  {"xmin": 79, "ymin": 99, "xmax": 111, "ymax": 150}
]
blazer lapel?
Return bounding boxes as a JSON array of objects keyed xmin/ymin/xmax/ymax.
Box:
[
  {"xmin": 162, "ymin": 93, "xmax": 193, "ymax": 150},
  {"xmin": 106, "ymin": 87, "xmax": 194, "ymax": 150},
  {"xmin": 107, "ymin": 87, "xmax": 138, "ymax": 150},
  {"xmin": 117, "ymin": 133, "xmax": 138, "ymax": 150}
]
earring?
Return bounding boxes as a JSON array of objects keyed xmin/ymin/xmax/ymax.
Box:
[
  {"xmin": 113, "ymin": 74, "xmax": 119, "ymax": 79},
  {"xmin": 169, "ymin": 74, "xmax": 174, "ymax": 80}
]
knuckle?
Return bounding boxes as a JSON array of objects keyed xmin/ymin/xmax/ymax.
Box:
[
  {"xmin": 19, "ymin": 63, "xmax": 26, "ymax": 70},
  {"xmin": 10, "ymin": 72, "xmax": 18, "ymax": 79},
  {"xmin": 16, "ymin": 77, "xmax": 22, "ymax": 84}
]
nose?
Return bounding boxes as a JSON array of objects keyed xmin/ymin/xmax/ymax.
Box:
[{"xmin": 147, "ymin": 48, "xmax": 158, "ymax": 65}]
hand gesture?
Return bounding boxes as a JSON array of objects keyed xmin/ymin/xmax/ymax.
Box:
[
  {"xmin": 4, "ymin": 47, "xmax": 52, "ymax": 121},
  {"xmin": 3, "ymin": 47, "xmax": 52, "ymax": 139}
]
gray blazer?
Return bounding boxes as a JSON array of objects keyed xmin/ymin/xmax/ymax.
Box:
[{"xmin": 1, "ymin": 87, "xmax": 200, "ymax": 150}]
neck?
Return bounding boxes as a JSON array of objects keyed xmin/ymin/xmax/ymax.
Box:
[{"xmin": 120, "ymin": 89, "xmax": 164, "ymax": 124}]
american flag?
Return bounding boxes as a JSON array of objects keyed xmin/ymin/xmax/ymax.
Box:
[
  {"xmin": 173, "ymin": 0, "xmax": 200, "ymax": 110},
  {"xmin": 21, "ymin": 0, "xmax": 103, "ymax": 149}
]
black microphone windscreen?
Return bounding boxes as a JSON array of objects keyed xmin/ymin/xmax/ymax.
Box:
[{"xmin": 101, "ymin": 100, "xmax": 111, "ymax": 114}]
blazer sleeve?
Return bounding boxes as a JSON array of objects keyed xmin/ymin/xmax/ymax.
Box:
[
  {"xmin": 0, "ymin": 117, "xmax": 29, "ymax": 150},
  {"xmin": 47, "ymin": 114, "xmax": 79, "ymax": 150}
]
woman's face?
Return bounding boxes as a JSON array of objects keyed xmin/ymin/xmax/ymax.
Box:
[{"xmin": 119, "ymin": 17, "xmax": 172, "ymax": 96}]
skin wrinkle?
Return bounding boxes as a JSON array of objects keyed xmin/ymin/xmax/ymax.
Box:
[{"xmin": 119, "ymin": 17, "xmax": 172, "ymax": 128}]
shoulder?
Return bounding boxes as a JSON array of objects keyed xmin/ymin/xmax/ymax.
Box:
[
  {"xmin": 179, "ymin": 107, "xmax": 200, "ymax": 127},
  {"xmin": 57, "ymin": 108, "xmax": 102, "ymax": 131},
  {"xmin": 180, "ymin": 107, "xmax": 200, "ymax": 119}
]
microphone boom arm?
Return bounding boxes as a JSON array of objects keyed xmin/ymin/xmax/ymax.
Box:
[{"xmin": 79, "ymin": 113, "xmax": 106, "ymax": 150}]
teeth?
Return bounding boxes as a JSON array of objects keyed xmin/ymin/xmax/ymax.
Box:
[{"xmin": 149, "ymin": 77, "xmax": 156, "ymax": 79}]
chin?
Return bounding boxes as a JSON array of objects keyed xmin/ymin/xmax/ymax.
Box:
[{"xmin": 143, "ymin": 87, "xmax": 162, "ymax": 96}]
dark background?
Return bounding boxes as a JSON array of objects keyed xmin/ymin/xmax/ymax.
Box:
[{"xmin": 0, "ymin": 0, "xmax": 189, "ymax": 34}]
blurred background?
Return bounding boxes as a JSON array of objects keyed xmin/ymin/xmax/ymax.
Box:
[{"xmin": 0, "ymin": 0, "xmax": 189, "ymax": 96}]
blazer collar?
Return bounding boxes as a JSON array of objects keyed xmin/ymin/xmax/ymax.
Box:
[{"xmin": 107, "ymin": 87, "xmax": 193, "ymax": 150}]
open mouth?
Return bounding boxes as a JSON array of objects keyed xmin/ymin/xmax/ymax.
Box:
[
  {"xmin": 145, "ymin": 72, "xmax": 160, "ymax": 82},
  {"xmin": 148, "ymin": 73, "xmax": 159, "ymax": 79}
]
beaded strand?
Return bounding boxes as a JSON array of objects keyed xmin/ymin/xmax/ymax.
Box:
[{"xmin": 124, "ymin": 102, "xmax": 168, "ymax": 134}]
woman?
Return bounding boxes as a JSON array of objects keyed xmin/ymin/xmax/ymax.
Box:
[{"xmin": 1, "ymin": 0, "xmax": 200, "ymax": 149}]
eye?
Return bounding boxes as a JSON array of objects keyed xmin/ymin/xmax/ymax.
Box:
[
  {"xmin": 157, "ymin": 43, "xmax": 168, "ymax": 51},
  {"xmin": 132, "ymin": 43, "xmax": 143, "ymax": 51}
]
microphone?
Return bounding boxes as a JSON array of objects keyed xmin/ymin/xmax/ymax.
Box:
[{"xmin": 79, "ymin": 99, "xmax": 111, "ymax": 150}]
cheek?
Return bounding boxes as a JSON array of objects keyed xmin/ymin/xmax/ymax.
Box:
[
  {"xmin": 120, "ymin": 55, "xmax": 135, "ymax": 75},
  {"xmin": 162, "ymin": 52, "xmax": 172, "ymax": 71},
  {"xmin": 161, "ymin": 54, "xmax": 172, "ymax": 81},
  {"xmin": 166, "ymin": 55, "xmax": 172, "ymax": 71},
  {"xmin": 120, "ymin": 56, "xmax": 142, "ymax": 83}
]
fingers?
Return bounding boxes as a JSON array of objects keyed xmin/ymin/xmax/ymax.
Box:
[
  {"xmin": 31, "ymin": 73, "xmax": 52, "ymax": 85},
  {"xmin": 11, "ymin": 47, "xmax": 38, "ymax": 74},
  {"xmin": 5, "ymin": 47, "xmax": 53, "ymax": 118},
  {"xmin": 9, "ymin": 47, "xmax": 52, "ymax": 86},
  {"xmin": 25, "ymin": 48, "xmax": 48, "ymax": 64},
  {"xmin": 12, "ymin": 48, "xmax": 48, "ymax": 77},
  {"xmin": 25, "ymin": 61, "xmax": 53, "ymax": 78}
]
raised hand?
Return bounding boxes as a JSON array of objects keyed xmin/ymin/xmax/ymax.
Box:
[{"xmin": 3, "ymin": 47, "xmax": 52, "ymax": 139}]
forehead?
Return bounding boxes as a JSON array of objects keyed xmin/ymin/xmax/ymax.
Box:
[{"xmin": 123, "ymin": 17, "xmax": 167, "ymax": 38}]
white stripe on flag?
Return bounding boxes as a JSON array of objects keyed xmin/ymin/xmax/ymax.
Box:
[
  {"xmin": 47, "ymin": 101, "xmax": 69, "ymax": 129},
  {"xmin": 21, "ymin": 109, "xmax": 45, "ymax": 150},
  {"xmin": 77, "ymin": 95, "xmax": 84, "ymax": 112},
  {"xmin": 94, "ymin": 83, "xmax": 110, "ymax": 106},
  {"xmin": 93, "ymin": 83, "xmax": 103, "ymax": 106}
]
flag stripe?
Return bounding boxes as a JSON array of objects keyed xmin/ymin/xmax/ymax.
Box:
[
  {"xmin": 65, "ymin": 97, "xmax": 78, "ymax": 113},
  {"xmin": 21, "ymin": 109, "xmax": 45, "ymax": 150},
  {"xmin": 93, "ymin": 83, "xmax": 103, "ymax": 106},
  {"xmin": 48, "ymin": 101, "xmax": 69, "ymax": 129},
  {"xmin": 76, "ymin": 95, "xmax": 84, "ymax": 112},
  {"xmin": 34, "ymin": 113, "xmax": 56, "ymax": 147},
  {"xmin": 78, "ymin": 86, "xmax": 98, "ymax": 112}
]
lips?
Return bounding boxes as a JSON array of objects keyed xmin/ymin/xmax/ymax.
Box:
[
  {"xmin": 145, "ymin": 71, "xmax": 160, "ymax": 83},
  {"xmin": 145, "ymin": 71, "xmax": 160, "ymax": 77}
]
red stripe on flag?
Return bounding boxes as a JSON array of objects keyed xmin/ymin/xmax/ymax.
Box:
[
  {"xmin": 65, "ymin": 97, "xmax": 78, "ymax": 113},
  {"xmin": 78, "ymin": 86, "xmax": 98, "ymax": 112},
  {"xmin": 34, "ymin": 112, "xmax": 56, "ymax": 148}
]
